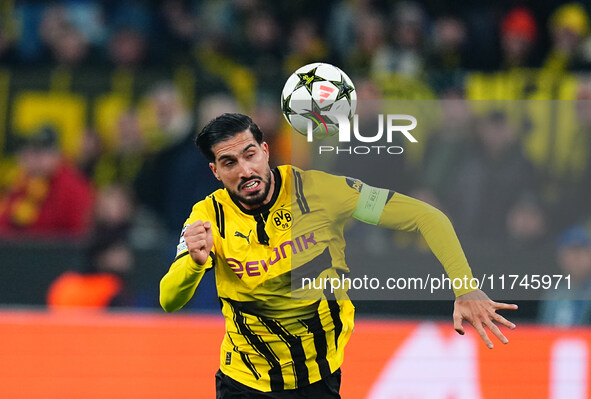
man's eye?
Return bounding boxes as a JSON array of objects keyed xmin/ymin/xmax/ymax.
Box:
[
  {"xmin": 246, "ymin": 153, "xmax": 255, "ymax": 158},
  {"xmin": 224, "ymin": 160, "xmax": 234, "ymax": 166}
]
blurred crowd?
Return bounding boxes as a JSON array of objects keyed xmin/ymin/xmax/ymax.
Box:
[
  {"xmin": 2, "ymin": 1, "xmax": 591, "ymax": 88},
  {"xmin": 0, "ymin": 0, "xmax": 590, "ymax": 320}
]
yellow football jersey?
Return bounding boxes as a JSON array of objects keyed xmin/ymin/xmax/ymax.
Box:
[
  {"xmin": 160, "ymin": 164, "xmax": 475, "ymax": 392},
  {"xmin": 164, "ymin": 165, "xmax": 359, "ymax": 391}
]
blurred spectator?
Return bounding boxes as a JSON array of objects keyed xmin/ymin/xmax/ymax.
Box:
[
  {"xmin": 196, "ymin": 0, "xmax": 241, "ymax": 51},
  {"xmin": 327, "ymin": 0, "xmax": 373, "ymax": 64},
  {"xmin": 63, "ymin": 1, "xmax": 106, "ymax": 46},
  {"xmin": 38, "ymin": 5, "xmax": 96, "ymax": 67},
  {"xmin": 134, "ymin": 85, "xmax": 222, "ymax": 234},
  {"xmin": 51, "ymin": 24, "xmax": 90, "ymax": 67},
  {"xmin": 153, "ymin": 0, "xmax": 199, "ymax": 64},
  {"xmin": 47, "ymin": 230, "xmax": 135, "ymax": 309},
  {"xmin": 236, "ymin": 10, "xmax": 283, "ymax": 93},
  {"xmin": 77, "ymin": 128, "xmax": 103, "ymax": 181},
  {"xmin": 93, "ymin": 183, "xmax": 135, "ymax": 235},
  {"xmin": 104, "ymin": 1, "xmax": 152, "ymax": 68},
  {"xmin": 352, "ymin": 3, "xmax": 435, "ymax": 100},
  {"xmin": 506, "ymin": 194, "xmax": 547, "ymax": 245},
  {"xmin": 430, "ymin": 16, "xmax": 467, "ymax": 69},
  {"xmin": 284, "ymin": 19, "xmax": 329, "ymax": 76},
  {"xmin": 556, "ymin": 80, "xmax": 591, "ymax": 226},
  {"xmin": 141, "ymin": 82, "xmax": 193, "ymax": 151},
  {"xmin": 346, "ymin": 10, "xmax": 387, "ymax": 75},
  {"xmin": 426, "ymin": 16, "xmax": 468, "ymax": 92},
  {"xmin": 0, "ymin": 13, "xmax": 18, "ymax": 64},
  {"xmin": 447, "ymin": 111, "xmax": 540, "ymax": 240},
  {"xmin": 374, "ymin": 1, "xmax": 427, "ymax": 77},
  {"xmin": 543, "ymin": 3, "xmax": 590, "ymax": 72},
  {"xmin": 0, "ymin": 126, "xmax": 95, "ymax": 239},
  {"xmin": 93, "ymin": 110, "xmax": 146, "ymax": 188},
  {"xmin": 413, "ymin": 88, "xmax": 473, "ymax": 211},
  {"xmin": 160, "ymin": 0, "xmax": 198, "ymax": 43},
  {"xmin": 539, "ymin": 225, "xmax": 591, "ymax": 326},
  {"xmin": 46, "ymin": 183, "xmax": 135, "ymax": 309},
  {"xmin": 535, "ymin": 79, "xmax": 591, "ymax": 232},
  {"xmin": 107, "ymin": 27, "xmax": 147, "ymax": 68},
  {"xmin": 500, "ymin": 7, "xmax": 538, "ymax": 69}
]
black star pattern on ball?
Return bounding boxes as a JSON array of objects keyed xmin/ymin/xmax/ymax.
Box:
[
  {"xmin": 282, "ymin": 94, "xmax": 296, "ymax": 117},
  {"xmin": 331, "ymin": 75, "xmax": 355, "ymax": 102},
  {"xmin": 293, "ymin": 67, "xmax": 325, "ymax": 95},
  {"xmin": 300, "ymin": 98, "xmax": 336, "ymax": 127},
  {"xmin": 314, "ymin": 98, "xmax": 335, "ymax": 116}
]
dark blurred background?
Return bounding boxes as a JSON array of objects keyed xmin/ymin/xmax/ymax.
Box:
[{"xmin": 0, "ymin": 0, "xmax": 590, "ymax": 326}]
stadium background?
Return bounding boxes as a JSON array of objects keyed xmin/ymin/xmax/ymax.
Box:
[{"xmin": 0, "ymin": 0, "xmax": 590, "ymax": 398}]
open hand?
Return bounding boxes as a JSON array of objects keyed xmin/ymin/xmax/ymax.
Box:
[{"xmin": 453, "ymin": 289, "xmax": 517, "ymax": 348}]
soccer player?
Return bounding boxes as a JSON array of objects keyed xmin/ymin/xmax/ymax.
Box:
[{"xmin": 160, "ymin": 113, "xmax": 517, "ymax": 398}]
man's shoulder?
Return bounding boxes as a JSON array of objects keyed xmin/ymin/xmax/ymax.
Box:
[
  {"xmin": 282, "ymin": 164, "xmax": 338, "ymax": 181},
  {"xmin": 284, "ymin": 166, "xmax": 359, "ymax": 212},
  {"xmin": 189, "ymin": 187, "xmax": 227, "ymax": 213}
]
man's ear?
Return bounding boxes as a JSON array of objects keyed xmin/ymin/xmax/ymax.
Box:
[
  {"xmin": 262, "ymin": 142, "xmax": 269, "ymax": 161},
  {"xmin": 209, "ymin": 162, "xmax": 221, "ymax": 181}
]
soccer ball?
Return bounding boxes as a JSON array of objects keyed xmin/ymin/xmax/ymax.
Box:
[{"xmin": 281, "ymin": 62, "xmax": 356, "ymax": 138}]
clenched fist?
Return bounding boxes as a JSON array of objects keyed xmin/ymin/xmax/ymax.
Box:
[{"xmin": 184, "ymin": 221, "xmax": 214, "ymax": 265}]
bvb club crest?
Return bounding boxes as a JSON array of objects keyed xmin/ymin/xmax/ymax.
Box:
[{"xmin": 271, "ymin": 209, "xmax": 292, "ymax": 231}]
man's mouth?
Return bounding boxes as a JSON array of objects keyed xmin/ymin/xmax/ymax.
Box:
[{"xmin": 241, "ymin": 180, "xmax": 261, "ymax": 192}]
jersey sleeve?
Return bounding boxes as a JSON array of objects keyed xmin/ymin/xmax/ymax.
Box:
[
  {"xmin": 159, "ymin": 199, "xmax": 216, "ymax": 312},
  {"xmin": 305, "ymin": 170, "xmax": 361, "ymax": 220},
  {"xmin": 377, "ymin": 192, "xmax": 475, "ymax": 297}
]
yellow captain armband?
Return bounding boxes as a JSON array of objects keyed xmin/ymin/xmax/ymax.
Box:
[{"xmin": 352, "ymin": 184, "xmax": 390, "ymax": 225}]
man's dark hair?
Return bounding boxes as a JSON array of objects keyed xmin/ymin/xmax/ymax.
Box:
[{"xmin": 195, "ymin": 113, "xmax": 264, "ymax": 162}]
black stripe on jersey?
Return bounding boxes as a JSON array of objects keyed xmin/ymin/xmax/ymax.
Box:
[
  {"xmin": 225, "ymin": 299, "xmax": 284, "ymax": 390},
  {"xmin": 386, "ymin": 190, "xmax": 395, "ymax": 202},
  {"xmin": 209, "ymin": 251, "xmax": 216, "ymax": 268},
  {"xmin": 293, "ymin": 170, "xmax": 310, "ymax": 214},
  {"xmin": 173, "ymin": 251, "xmax": 189, "ymax": 262},
  {"xmin": 290, "ymin": 247, "xmax": 332, "ymax": 282},
  {"xmin": 299, "ymin": 306, "xmax": 332, "ymax": 380},
  {"xmin": 174, "ymin": 250, "xmax": 216, "ymax": 265},
  {"xmin": 226, "ymin": 329, "xmax": 261, "ymax": 380},
  {"xmin": 211, "ymin": 195, "xmax": 226, "ymax": 238},
  {"xmin": 254, "ymin": 211, "xmax": 270, "ymax": 246},
  {"xmin": 323, "ymin": 290, "xmax": 343, "ymax": 351},
  {"xmin": 259, "ymin": 317, "xmax": 310, "ymax": 388}
]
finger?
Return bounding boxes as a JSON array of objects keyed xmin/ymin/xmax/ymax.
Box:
[
  {"xmin": 204, "ymin": 221, "xmax": 211, "ymax": 229},
  {"xmin": 484, "ymin": 319, "xmax": 508, "ymax": 344},
  {"xmin": 186, "ymin": 225, "xmax": 205, "ymax": 238},
  {"xmin": 492, "ymin": 312, "xmax": 516, "ymax": 329},
  {"xmin": 492, "ymin": 302, "xmax": 518, "ymax": 310},
  {"xmin": 185, "ymin": 234, "xmax": 205, "ymax": 245},
  {"xmin": 186, "ymin": 229, "xmax": 206, "ymax": 239},
  {"xmin": 473, "ymin": 322, "xmax": 494, "ymax": 349},
  {"xmin": 453, "ymin": 311, "xmax": 465, "ymax": 335},
  {"xmin": 191, "ymin": 239, "xmax": 207, "ymax": 249},
  {"xmin": 187, "ymin": 220, "xmax": 205, "ymax": 229},
  {"xmin": 186, "ymin": 236, "xmax": 207, "ymax": 248},
  {"xmin": 185, "ymin": 225, "xmax": 201, "ymax": 235}
]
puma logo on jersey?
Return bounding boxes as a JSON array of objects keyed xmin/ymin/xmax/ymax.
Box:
[{"xmin": 235, "ymin": 230, "xmax": 252, "ymax": 244}]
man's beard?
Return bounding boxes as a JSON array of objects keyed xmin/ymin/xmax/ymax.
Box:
[{"xmin": 227, "ymin": 169, "xmax": 273, "ymax": 207}]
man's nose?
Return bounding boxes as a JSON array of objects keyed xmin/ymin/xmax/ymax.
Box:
[{"xmin": 237, "ymin": 160, "xmax": 253, "ymax": 178}]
